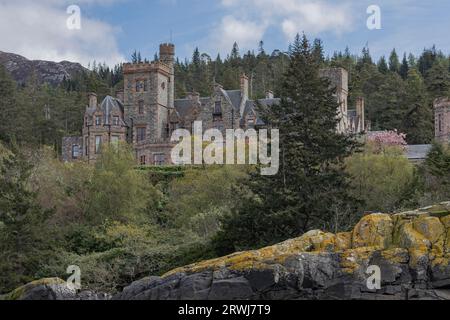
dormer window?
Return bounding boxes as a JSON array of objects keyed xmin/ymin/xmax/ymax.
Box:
[
  {"xmin": 95, "ymin": 116, "xmax": 102, "ymax": 126},
  {"xmin": 113, "ymin": 116, "xmax": 120, "ymax": 126}
]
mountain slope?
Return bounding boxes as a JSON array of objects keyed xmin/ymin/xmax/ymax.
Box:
[{"xmin": 0, "ymin": 51, "xmax": 88, "ymax": 86}]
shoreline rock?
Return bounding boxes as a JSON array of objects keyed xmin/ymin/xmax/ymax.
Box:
[{"xmin": 3, "ymin": 203, "xmax": 450, "ymax": 300}]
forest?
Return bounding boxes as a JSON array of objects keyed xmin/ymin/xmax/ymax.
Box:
[{"xmin": 0, "ymin": 35, "xmax": 450, "ymax": 294}]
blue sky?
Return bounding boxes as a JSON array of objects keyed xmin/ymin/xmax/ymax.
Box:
[{"xmin": 1, "ymin": 0, "xmax": 450, "ymax": 66}]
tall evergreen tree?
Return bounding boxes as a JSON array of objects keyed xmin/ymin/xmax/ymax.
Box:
[
  {"xmin": 389, "ymin": 49, "xmax": 401, "ymax": 73},
  {"xmin": 377, "ymin": 56, "xmax": 389, "ymax": 74},
  {"xmin": 402, "ymin": 69, "xmax": 433, "ymax": 144},
  {"xmin": 214, "ymin": 34, "xmax": 360, "ymax": 253},
  {"xmin": 400, "ymin": 53, "xmax": 409, "ymax": 80}
]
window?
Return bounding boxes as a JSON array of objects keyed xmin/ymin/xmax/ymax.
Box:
[
  {"xmin": 438, "ymin": 114, "xmax": 443, "ymax": 132},
  {"xmin": 144, "ymin": 80, "xmax": 148, "ymax": 92},
  {"xmin": 95, "ymin": 116, "xmax": 102, "ymax": 126},
  {"xmin": 111, "ymin": 135, "xmax": 119, "ymax": 147},
  {"xmin": 154, "ymin": 154, "xmax": 166, "ymax": 166},
  {"xmin": 136, "ymin": 81, "xmax": 142, "ymax": 92},
  {"xmin": 85, "ymin": 137, "xmax": 89, "ymax": 156},
  {"xmin": 140, "ymin": 155, "xmax": 146, "ymax": 165},
  {"xmin": 113, "ymin": 116, "xmax": 120, "ymax": 126},
  {"xmin": 95, "ymin": 136, "xmax": 102, "ymax": 154},
  {"xmin": 136, "ymin": 127, "xmax": 146, "ymax": 142},
  {"xmin": 138, "ymin": 100, "xmax": 144, "ymax": 114},
  {"xmin": 72, "ymin": 145, "xmax": 80, "ymax": 159},
  {"xmin": 214, "ymin": 100, "xmax": 222, "ymax": 115},
  {"xmin": 85, "ymin": 117, "xmax": 88, "ymax": 126}
]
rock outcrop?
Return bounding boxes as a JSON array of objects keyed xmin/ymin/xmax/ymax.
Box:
[
  {"xmin": 0, "ymin": 51, "xmax": 87, "ymax": 86},
  {"xmin": 114, "ymin": 203, "xmax": 450, "ymax": 300},
  {"xmin": 2, "ymin": 203, "xmax": 450, "ymax": 300},
  {"xmin": 0, "ymin": 278, "xmax": 110, "ymax": 301}
]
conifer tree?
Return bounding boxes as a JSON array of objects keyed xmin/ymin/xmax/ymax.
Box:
[
  {"xmin": 214, "ymin": 34, "xmax": 360, "ymax": 253},
  {"xmin": 377, "ymin": 56, "xmax": 389, "ymax": 74},
  {"xmin": 402, "ymin": 69, "xmax": 433, "ymax": 144},
  {"xmin": 400, "ymin": 53, "xmax": 409, "ymax": 80},
  {"xmin": 389, "ymin": 49, "xmax": 401, "ymax": 73}
]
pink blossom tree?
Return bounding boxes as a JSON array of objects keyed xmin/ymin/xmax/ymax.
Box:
[{"xmin": 367, "ymin": 130, "xmax": 408, "ymax": 154}]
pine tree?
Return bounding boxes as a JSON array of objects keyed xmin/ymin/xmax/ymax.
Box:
[
  {"xmin": 399, "ymin": 53, "xmax": 409, "ymax": 80},
  {"xmin": 389, "ymin": 49, "xmax": 401, "ymax": 73},
  {"xmin": 402, "ymin": 69, "xmax": 433, "ymax": 144},
  {"xmin": 425, "ymin": 61, "xmax": 450, "ymax": 98},
  {"xmin": 0, "ymin": 65, "xmax": 19, "ymax": 143},
  {"xmin": 377, "ymin": 56, "xmax": 389, "ymax": 74},
  {"xmin": 214, "ymin": 34, "xmax": 360, "ymax": 253}
]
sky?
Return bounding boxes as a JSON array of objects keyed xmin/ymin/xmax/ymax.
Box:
[{"xmin": 0, "ymin": 0, "xmax": 449, "ymax": 67}]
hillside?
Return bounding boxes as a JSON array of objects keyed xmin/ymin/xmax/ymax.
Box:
[
  {"xmin": 2, "ymin": 203, "xmax": 449, "ymax": 300},
  {"xmin": 0, "ymin": 51, "xmax": 88, "ymax": 86}
]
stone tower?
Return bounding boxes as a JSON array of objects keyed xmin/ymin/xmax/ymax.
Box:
[
  {"xmin": 159, "ymin": 43, "xmax": 175, "ymax": 111},
  {"xmin": 434, "ymin": 97, "xmax": 450, "ymax": 144},
  {"xmin": 122, "ymin": 44, "xmax": 175, "ymax": 145},
  {"xmin": 319, "ymin": 68, "xmax": 349, "ymax": 133}
]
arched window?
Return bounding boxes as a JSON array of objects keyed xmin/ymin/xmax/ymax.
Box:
[{"xmin": 214, "ymin": 100, "xmax": 222, "ymax": 116}]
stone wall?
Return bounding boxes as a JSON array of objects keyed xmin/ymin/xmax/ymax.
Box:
[
  {"xmin": 434, "ymin": 97, "xmax": 450, "ymax": 144},
  {"xmin": 62, "ymin": 136, "xmax": 83, "ymax": 162}
]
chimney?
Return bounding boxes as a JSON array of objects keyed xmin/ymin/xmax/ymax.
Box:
[
  {"xmin": 88, "ymin": 93, "xmax": 97, "ymax": 109},
  {"xmin": 187, "ymin": 92, "xmax": 200, "ymax": 104},
  {"xmin": 240, "ymin": 74, "xmax": 249, "ymax": 99},
  {"xmin": 266, "ymin": 90, "xmax": 274, "ymax": 99},
  {"xmin": 356, "ymin": 97, "xmax": 365, "ymax": 132}
]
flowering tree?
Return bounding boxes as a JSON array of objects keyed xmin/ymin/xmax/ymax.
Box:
[{"xmin": 367, "ymin": 130, "xmax": 408, "ymax": 154}]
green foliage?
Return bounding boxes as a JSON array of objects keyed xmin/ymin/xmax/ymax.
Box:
[
  {"xmin": 345, "ymin": 144, "xmax": 420, "ymax": 213},
  {"xmin": 418, "ymin": 143, "xmax": 450, "ymax": 204},
  {"xmin": 86, "ymin": 144, "xmax": 161, "ymax": 224}
]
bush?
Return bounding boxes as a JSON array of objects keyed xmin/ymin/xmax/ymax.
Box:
[{"xmin": 345, "ymin": 145, "xmax": 420, "ymax": 213}]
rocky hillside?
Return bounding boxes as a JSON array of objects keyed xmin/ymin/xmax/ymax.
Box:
[
  {"xmin": 2, "ymin": 203, "xmax": 450, "ymax": 300},
  {"xmin": 0, "ymin": 51, "xmax": 87, "ymax": 86}
]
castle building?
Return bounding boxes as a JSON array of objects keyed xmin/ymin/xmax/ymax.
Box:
[
  {"xmin": 62, "ymin": 44, "xmax": 367, "ymax": 165},
  {"xmin": 434, "ymin": 97, "xmax": 450, "ymax": 144}
]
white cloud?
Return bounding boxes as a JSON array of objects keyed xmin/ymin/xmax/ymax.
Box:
[
  {"xmin": 212, "ymin": 0, "xmax": 354, "ymax": 53},
  {"xmin": 0, "ymin": 0, "xmax": 125, "ymax": 66}
]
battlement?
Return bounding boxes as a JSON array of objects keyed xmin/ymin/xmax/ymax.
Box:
[
  {"xmin": 123, "ymin": 61, "xmax": 171, "ymax": 75},
  {"xmin": 319, "ymin": 67, "xmax": 349, "ymax": 93},
  {"xmin": 160, "ymin": 43, "xmax": 175, "ymax": 56}
]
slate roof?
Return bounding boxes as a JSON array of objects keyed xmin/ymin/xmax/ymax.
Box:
[
  {"xmin": 406, "ymin": 145, "xmax": 432, "ymax": 161},
  {"xmin": 86, "ymin": 96, "xmax": 125, "ymax": 125},
  {"xmin": 174, "ymin": 89, "xmax": 280, "ymax": 126}
]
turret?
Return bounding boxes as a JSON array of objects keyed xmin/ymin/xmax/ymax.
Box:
[{"xmin": 160, "ymin": 43, "xmax": 175, "ymax": 110}]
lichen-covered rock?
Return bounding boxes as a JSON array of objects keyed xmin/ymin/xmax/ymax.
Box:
[
  {"xmin": 114, "ymin": 203, "xmax": 450, "ymax": 301},
  {"xmin": 0, "ymin": 278, "xmax": 76, "ymax": 301},
  {"xmin": 0, "ymin": 278, "xmax": 111, "ymax": 301},
  {"xmin": 5, "ymin": 203, "xmax": 450, "ymax": 300}
]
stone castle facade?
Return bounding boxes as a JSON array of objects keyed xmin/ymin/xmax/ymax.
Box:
[
  {"xmin": 63, "ymin": 43, "xmax": 368, "ymax": 165},
  {"xmin": 434, "ymin": 97, "xmax": 450, "ymax": 144}
]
